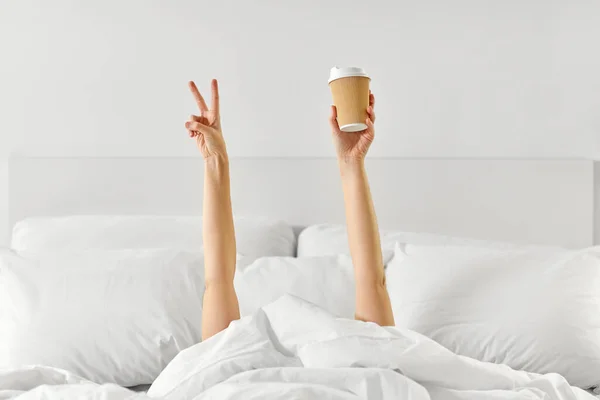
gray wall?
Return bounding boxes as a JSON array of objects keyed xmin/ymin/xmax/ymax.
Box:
[{"xmin": 1, "ymin": 0, "xmax": 599, "ymax": 245}]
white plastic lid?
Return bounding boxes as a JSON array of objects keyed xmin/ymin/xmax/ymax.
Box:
[{"xmin": 328, "ymin": 66, "xmax": 370, "ymax": 83}]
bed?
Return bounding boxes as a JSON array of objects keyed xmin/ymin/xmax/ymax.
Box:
[{"xmin": 3, "ymin": 156, "xmax": 600, "ymax": 399}]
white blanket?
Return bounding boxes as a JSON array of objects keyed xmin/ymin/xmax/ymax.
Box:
[{"xmin": 0, "ymin": 295, "xmax": 595, "ymax": 400}]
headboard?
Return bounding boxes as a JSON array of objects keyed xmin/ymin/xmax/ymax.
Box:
[{"xmin": 8, "ymin": 156, "xmax": 596, "ymax": 248}]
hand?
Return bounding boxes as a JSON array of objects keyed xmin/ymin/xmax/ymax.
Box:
[
  {"xmin": 329, "ymin": 92, "xmax": 376, "ymax": 162},
  {"xmin": 185, "ymin": 79, "xmax": 227, "ymax": 160}
]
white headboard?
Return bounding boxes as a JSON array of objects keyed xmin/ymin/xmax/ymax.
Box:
[{"xmin": 8, "ymin": 156, "xmax": 596, "ymax": 248}]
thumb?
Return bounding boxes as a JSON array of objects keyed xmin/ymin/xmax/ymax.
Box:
[
  {"xmin": 185, "ymin": 121, "xmax": 218, "ymax": 136},
  {"xmin": 329, "ymin": 105, "xmax": 341, "ymax": 134}
]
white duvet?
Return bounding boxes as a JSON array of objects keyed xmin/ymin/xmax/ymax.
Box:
[{"xmin": 0, "ymin": 296, "xmax": 594, "ymax": 400}]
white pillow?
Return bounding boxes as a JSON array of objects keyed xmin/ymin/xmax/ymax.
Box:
[
  {"xmin": 386, "ymin": 243, "xmax": 600, "ymax": 388},
  {"xmin": 297, "ymin": 224, "xmax": 554, "ymax": 257},
  {"xmin": 234, "ymin": 256, "xmax": 356, "ymax": 319},
  {"xmin": 11, "ymin": 216, "xmax": 296, "ymax": 258},
  {"xmin": 0, "ymin": 248, "xmax": 204, "ymax": 386}
]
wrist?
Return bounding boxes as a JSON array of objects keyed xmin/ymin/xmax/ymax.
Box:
[
  {"xmin": 338, "ymin": 157, "xmax": 365, "ymax": 178},
  {"xmin": 338, "ymin": 156, "xmax": 365, "ymax": 169},
  {"xmin": 204, "ymin": 153, "xmax": 229, "ymax": 165},
  {"xmin": 204, "ymin": 154, "xmax": 230, "ymax": 177}
]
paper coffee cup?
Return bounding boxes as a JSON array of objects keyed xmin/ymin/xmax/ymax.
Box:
[{"xmin": 328, "ymin": 66, "xmax": 371, "ymax": 132}]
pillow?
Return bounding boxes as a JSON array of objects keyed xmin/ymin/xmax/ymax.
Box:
[
  {"xmin": 11, "ymin": 216, "xmax": 295, "ymax": 258},
  {"xmin": 297, "ymin": 224, "xmax": 556, "ymax": 257},
  {"xmin": 234, "ymin": 256, "xmax": 356, "ymax": 319},
  {"xmin": 386, "ymin": 243, "xmax": 600, "ymax": 388},
  {"xmin": 0, "ymin": 248, "xmax": 204, "ymax": 386}
]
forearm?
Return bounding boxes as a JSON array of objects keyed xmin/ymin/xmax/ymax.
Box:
[
  {"xmin": 339, "ymin": 158, "xmax": 394, "ymax": 326},
  {"xmin": 339, "ymin": 159, "xmax": 384, "ymax": 283},
  {"xmin": 203, "ymin": 154, "xmax": 236, "ymax": 285}
]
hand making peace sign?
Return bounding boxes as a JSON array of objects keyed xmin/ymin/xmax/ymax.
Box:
[{"xmin": 185, "ymin": 79, "xmax": 227, "ymax": 159}]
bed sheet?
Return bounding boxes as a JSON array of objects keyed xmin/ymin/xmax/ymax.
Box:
[{"xmin": 0, "ymin": 295, "xmax": 595, "ymax": 399}]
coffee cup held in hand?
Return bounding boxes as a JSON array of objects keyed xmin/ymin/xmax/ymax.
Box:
[{"xmin": 328, "ymin": 66, "xmax": 371, "ymax": 132}]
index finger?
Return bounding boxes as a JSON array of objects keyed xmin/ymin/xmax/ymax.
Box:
[
  {"xmin": 211, "ymin": 79, "xmax": 220, "ymax": 115},
  {"xmin": 188, "ymin": 81, "xmax": 208, "ymax": 112},
  {"xmin": 369, "ymin": 91, "xmax": 375, "ymax": 108}
]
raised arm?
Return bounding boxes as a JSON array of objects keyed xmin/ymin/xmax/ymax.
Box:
[
  {"xmin": 329, "ymin": 93, "xmax": 395, "ymax": 326},
  {"xmin": 185, "ymin": 79, "xmax": 239, "ymax": 340}
]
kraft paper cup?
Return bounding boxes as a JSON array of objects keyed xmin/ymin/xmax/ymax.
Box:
[{"xmin": 328, "ymin": 66, "xmax": 371, "ymax": 132}]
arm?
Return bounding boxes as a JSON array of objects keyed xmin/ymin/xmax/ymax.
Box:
[
  {"xmin": 329, "ymin": 94, "xmax": 395, "ymax": 326},
  {"xmin": 186, "ymin": 79, "xmax": 240, "ymax": 340},
  {"xmin": 201, "ymin": 154, "xmax": 239, "ymax": 340},
  {"xmin": 339, "ymin": 158, "xmax": 393, "ymax": 325}
]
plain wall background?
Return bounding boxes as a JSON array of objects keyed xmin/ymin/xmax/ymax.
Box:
[{"xmin": 1, "ymin": 0, "xmax": 599, "ymax": 245}]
